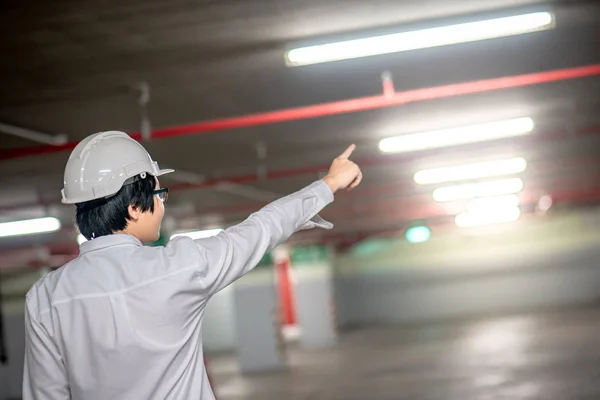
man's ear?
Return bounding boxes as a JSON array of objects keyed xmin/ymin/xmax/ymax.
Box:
[{"xmin": 128, "ymin": 205, "xmax": 141, "ymax": 221}]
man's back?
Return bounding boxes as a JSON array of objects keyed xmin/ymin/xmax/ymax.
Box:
[
  {"xmin": 22, "ymin": 179, "xmax": 339, "ymax": 399},
  {"xmin": 24, "ymin": 235, "xmax": 214, "ymax": 400}
]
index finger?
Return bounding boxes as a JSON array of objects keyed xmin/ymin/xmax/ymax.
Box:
[{"xmin": 338, "ymin": 144, "xmax": 356, "ymax": 160}]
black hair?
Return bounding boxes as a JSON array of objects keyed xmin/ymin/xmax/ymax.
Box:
[{"xmin": 75, "ymin": 174, "xmax": 156, "ymax": 240}]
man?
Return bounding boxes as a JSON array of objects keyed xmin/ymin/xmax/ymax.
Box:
[{"xmin": 23, "ymin": 131, "xmax": 362, "ymax": 400}]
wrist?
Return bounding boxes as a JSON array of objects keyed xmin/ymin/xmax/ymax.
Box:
[{"xmin": 322, "ymin": 176, "xmax": 339, "ymax": 194}]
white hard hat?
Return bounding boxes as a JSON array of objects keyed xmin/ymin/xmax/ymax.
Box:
[{"xmin": 61, "ymin": 131, "xmax": 174, "ymax": 204}]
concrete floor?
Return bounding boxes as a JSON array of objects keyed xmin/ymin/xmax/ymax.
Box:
[{"xmin": 209, "ymin": 306, "xmax": 600, "ymax": 399}]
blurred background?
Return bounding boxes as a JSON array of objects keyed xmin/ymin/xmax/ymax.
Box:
[{"xmin": 1, "ymin": 0, "xmax": 600, "ymax": 399}]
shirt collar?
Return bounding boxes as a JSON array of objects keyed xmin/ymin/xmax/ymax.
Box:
[{"xmin": 79, "ymin": 234, "xmax": 142, "ymax": 254}]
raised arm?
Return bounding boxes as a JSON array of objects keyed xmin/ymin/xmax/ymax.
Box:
[{"xmin": 181, "ymin": 145, "xmax": 362, "ymax": 295}]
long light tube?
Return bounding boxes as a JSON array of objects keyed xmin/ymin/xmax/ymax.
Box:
[
  {"xmin": 455, "ymin": 206, "xmax": 521, "ymax": 227},
  {"xmin": 414, "ymin": 157, "xmax": 527, "ymax": 185},
  {"xmin": 379, "ymin": 117, "xmax": 534, "ymax": 154},
  {"xmin": 433, "ymin": 178, "xmax": 524, "ymax": 202},
  {"xmin": 466, "ymin": 194, "xmax": 520, "ymax": 212},
  {"xmin": 0, "ymin": 217, "xmax": 61, "ymax": 238},
  {"xmin": 286, "ymin": 11, "xmax": 554, "ymax": 66},
  {"xmin": 170, "ymin": 229, "xmax": 224, "ymax": 240}
]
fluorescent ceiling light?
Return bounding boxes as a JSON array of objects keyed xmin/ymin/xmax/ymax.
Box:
[
  {"xmin": 414, "ymin": 157, "xmax": 527, "ymax": 185},
  {"xmin": 379, "ymin": 117, "xmax": 534, "ymax": 154},
  {"xmin": 433, "ymin": 178, "xmax": 524, "ymax": 202},
  {"xmin": 0, "ymin": 217, "xmax": 61, "ymax": 238},
  {"xmin": 455, "ymin": 206, "xmax": 521, "ymax": 228},
  {"xmin": 170, "ymin": 229, "xmax": 224, "ymax": 240},
  {"xmin": 286, "ymin": 11, "xmax": 554, "ymax": 66},
  {"xmin": 466, "ymin": 194, "xmax": 520, "ymax": 212}
]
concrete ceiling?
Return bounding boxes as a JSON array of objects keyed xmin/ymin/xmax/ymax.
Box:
[{"xmin": 0, "ymin": 0, "xmax": 600, "ymax": 262}]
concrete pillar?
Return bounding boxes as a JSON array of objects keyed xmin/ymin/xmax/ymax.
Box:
[
  {"xmin": 232, "ymin": 267, "xmax": 286, "ymax": 373},
  {"xmin": 202, "ymin": 285, "xmax": 237, "ymax": 354},
  {"xmin": 0, "ymin": 298, "xmax": 27, "ymax": 400},
  {"xmin": 292, "ymin": 246, "xmax": 338, "ymax": 349}
]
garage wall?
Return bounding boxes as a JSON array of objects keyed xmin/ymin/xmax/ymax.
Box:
[
  {"xmin": 0, "ymin": 313, "xmax": 25, "ymax": 400},
  {"xmin": 334, "ymin": 210, "xmax": 600, "ymax": 326},
  {"xmin": 0, "ymin": 269, "xmax": 43, "ymax": 400}
]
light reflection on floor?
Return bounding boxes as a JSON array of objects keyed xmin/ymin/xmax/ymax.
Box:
[{"xmin": 209, "ymin": 307, "xmax": 600, "ymax": 399}]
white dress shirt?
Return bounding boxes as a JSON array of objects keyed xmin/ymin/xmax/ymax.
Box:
[{"xmin": 23, "ymin": 180, "xmax": 334, "ymax": 400}]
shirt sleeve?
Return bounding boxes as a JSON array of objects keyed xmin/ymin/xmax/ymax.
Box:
[
  {"xmin": 184, "ymin": 180, "xmax": 334, "ymax": 295},
  {"xmin": 22, "ymin": 306, "xmax": 70, "ymax": 400}
]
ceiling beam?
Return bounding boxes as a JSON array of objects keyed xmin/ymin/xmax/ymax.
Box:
[
  {"xmin": 2, "ymin": 64, "xmax": 600, "ymax": 160},
  {"xmin": 0, "ymin": 122, "xmax": 67, "ymax": 146}
]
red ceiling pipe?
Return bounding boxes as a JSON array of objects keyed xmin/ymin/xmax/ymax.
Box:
[
  {"xmin": 195, "ymin": 159, "xmax": 600, "ymax": 217},
  {"xmin": 1, "ymin": 124, "xmax": 599, "ymax": 213},
  {"xmin": 197, "ymin": 175, "xmax": 600, "ymax": 231},
  {"xmin": 2, "ymin": 64, "xmax": 600, "ymax": 161},
  {"xmin": 148, "ymin": 65, "xmax": 600, "ymax": 138},
  {"xmin": 168, "ymin": 139, "xmax": 600, "ymax": 193},
  {"xmin": 2, "ymin": 144, "xmax": 597, "ymax": 215},
  {"xmin": 177, "ymin": 157, "xmax": 600, "ymax": 219}
]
